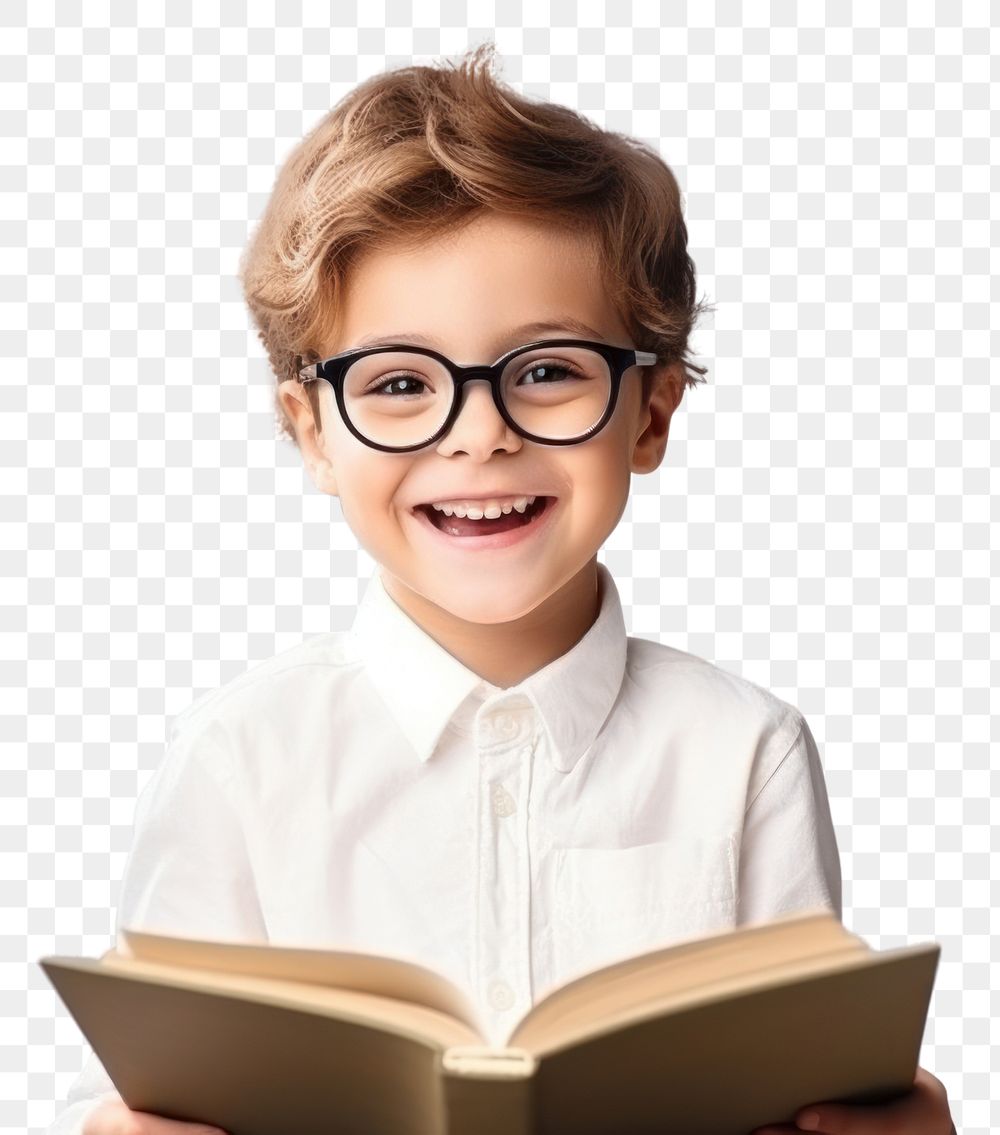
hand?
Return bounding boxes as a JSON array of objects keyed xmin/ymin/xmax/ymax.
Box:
[
  {"xmin": 82, "ymin": 1098, "xmax": 229, "ymax": 1135},
  {"xmin": 750, "ymin": 1065, "xmax": 955, "ymax": 1134}
]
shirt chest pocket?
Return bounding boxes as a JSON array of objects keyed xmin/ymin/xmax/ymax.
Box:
[{"xmin": 549, "ymin": 837, "xmax": 737, "ymax": 982}]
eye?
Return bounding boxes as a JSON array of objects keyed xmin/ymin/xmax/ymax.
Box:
[
  {"xmin": 517, "ymin": 362, "xmax": 583, "ymax": 385},
  {"xmin": 366, "ymin": 374, "xmax": 430, "ymax": 397}
]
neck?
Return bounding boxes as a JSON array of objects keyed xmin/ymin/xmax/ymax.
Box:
[{"xmin": 380, "ymin": 560, "xmax": 602, "ymax": 688}]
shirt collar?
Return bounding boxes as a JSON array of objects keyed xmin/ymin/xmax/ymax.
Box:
[{"xmin": 349, "ymin": 563, "xmax": 628, "ymax": 773}]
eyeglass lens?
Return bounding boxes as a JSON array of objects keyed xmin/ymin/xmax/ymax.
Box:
[{"xmin": 341, "ymin": 346, "xmax": 612, "ymax": 447}]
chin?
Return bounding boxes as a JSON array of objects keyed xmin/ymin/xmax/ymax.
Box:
[
  {"xmin": 442, "ymin": 595, "xmax": 545, "ymax": 625},
  {"xmin": 463, "ymin": 606, "xmax": 541, "ymax": 626},
  {"xmin": 414, "ymin": 582, "xmax": 552, "ymax": 626}
]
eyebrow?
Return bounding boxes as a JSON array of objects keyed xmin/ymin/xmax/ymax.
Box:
[{"xmin": 349, "ymin": 317, "xmax": 610, "ymax": 353}]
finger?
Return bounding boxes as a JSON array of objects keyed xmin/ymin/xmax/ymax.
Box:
[
  {"xmin": 792, "ymin": 1065, "xmax": 952, "ymax": 1134},
  {"xmin": 83, "ymin": 1098, "xmax": 229, "ymax": 1135},
  {"xmin": 754, "ymin": 1065, "xmax": 954, "ymax": 1135},
  {"xmin": 913, "ymin": 1064, "xmax": 952, "ymax": 1109},
  {"xmin": 129, "ymin": 1112, "xmax": 230, "ymax": 1135}
]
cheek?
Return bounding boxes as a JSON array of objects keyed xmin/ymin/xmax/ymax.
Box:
[
  {"xmin": 327, "ymin": 447, "xmax": 405, "ymax": 534},
  {"xmin": 565, "ymin": 447, "xmax": 632, "ymax": 529}
]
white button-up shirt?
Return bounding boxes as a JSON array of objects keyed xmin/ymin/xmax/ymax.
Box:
[{"xmin": 47, "ymin": 562, "xmax": 841, "ymax": 1132}]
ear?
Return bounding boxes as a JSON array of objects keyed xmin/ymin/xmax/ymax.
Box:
[
  {"xmin": 277, "ymin": 379, "xmax": 339, "ymax": 496},
  {"xmin": 630, "ymin": 363, "xmax": 685, "ymax": 475}
]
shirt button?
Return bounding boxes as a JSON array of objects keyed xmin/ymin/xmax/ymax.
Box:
[
  {"xmin": 495, "ymin": 713, "xmax": 516, "ymax": 736},
  {"xmin": 487, "ymin": 980, "xmax": 515, "ymax": 1011},
  {"xmin": 491, "ymin": 785, "xmax": 516, "ymax": 817}
]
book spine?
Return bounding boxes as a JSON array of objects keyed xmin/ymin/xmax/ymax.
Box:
[{"xmin": 440, "ymin": 1047, "xmax": 536, "ymax": 1135}]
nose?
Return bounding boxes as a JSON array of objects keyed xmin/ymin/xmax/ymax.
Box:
[{"xmin": 435, "ymin": 377, "xmax": 520, "ymax": 458}]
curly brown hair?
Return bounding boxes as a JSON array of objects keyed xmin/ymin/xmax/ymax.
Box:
[{"xmin": 237, "ymin": 42, "xmax": 714, "ymax": 446}]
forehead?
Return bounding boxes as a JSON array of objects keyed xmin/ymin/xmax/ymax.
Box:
[{"xmin": 329, "ymin": 213, "xmax": 629, "ymax": 356}]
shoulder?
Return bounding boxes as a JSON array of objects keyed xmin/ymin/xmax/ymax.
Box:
[
  {"xmin": 168, "ymin": 628, "xmax": 362, "ymax": 748},
  {"xmin": 623, "ymin": 633, "xmax": 805, "ymax": 756}
]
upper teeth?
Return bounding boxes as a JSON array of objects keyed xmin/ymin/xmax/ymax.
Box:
[{"xmin": 429, "ymin": 495, "xmax": 537, "ymax": 519}]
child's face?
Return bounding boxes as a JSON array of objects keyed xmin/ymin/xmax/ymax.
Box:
[{"xmin": 280, "ymin": 211, "xmax": 681, "ymax": 627}]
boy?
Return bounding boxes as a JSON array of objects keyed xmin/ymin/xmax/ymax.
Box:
[{"xmin": 51, "ymin": 45, "xmax": 955, "ymax": 1135}]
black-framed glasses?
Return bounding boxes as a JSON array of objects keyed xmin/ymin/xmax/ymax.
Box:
[{"xmin": 295, "ymin": 338, "xmax": 658, "ymax": 452}]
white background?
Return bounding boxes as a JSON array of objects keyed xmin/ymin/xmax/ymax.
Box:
[{"xmin": 4, "ymin": 3, "xmax": 995, "ymax": 1132}]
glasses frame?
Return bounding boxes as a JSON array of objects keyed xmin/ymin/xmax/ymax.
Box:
[{"xmin": 296, "ymin": 338, "xmax": 659, "ymax": 452}]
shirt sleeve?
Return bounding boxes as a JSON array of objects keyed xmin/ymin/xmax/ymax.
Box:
[
  {"xmin": 736, "ymin": 711, "xmax": 843, "ymax": 926},
  {"xmin": 45, "ymin": 725, "xmax": 267, "ymax": 1134},
  {"xmin": 43, "ymin": 1052, "xmax": 119, "ymax": 1135}
]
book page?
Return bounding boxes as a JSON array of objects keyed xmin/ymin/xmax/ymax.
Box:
[
  {"xmin": 508, "ymin": 907, "xmax": 860, "ymax": 1050},
  {"xmin": 118, "ymin": 926, "xmax": 486, "ymax": 1037},
  {"xmin": 77, "ymin": 953, "xmax": 483, "ymax": 1050}
]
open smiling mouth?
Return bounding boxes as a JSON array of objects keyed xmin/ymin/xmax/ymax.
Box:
[{"xmin": 415, "ymin": 496, "xmax": 553, "ymax": 539}]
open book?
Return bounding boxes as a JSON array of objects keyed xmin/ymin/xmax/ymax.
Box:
[{"xmin": 40, "ymin": 908, "xmax": 939, "ymax": 1135}]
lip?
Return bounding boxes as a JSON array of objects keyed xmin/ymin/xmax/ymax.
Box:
[{"xmin": 411, "ymin": 495, "xmax": 559, "ymax": 552}]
